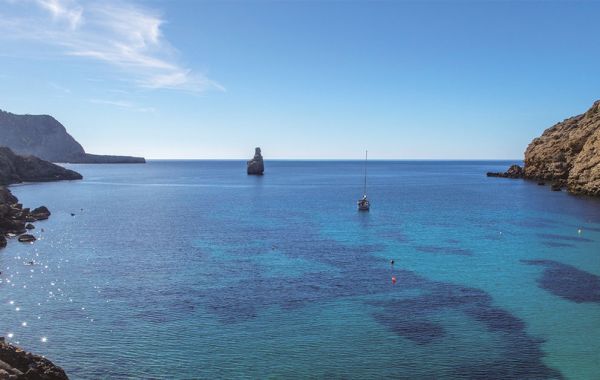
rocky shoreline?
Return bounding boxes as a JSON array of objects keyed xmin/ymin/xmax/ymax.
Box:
[
  {"xmin": 488, "ymin": 100, "xmax": 600, "ymax": 196},
  {"xmin": 0, "ymin": 146, "xmax": 81, "ymax": 247},
  {"xmin": 0, "ymin": 187, "xmax": 51, "ymax": 248},
  {"xmin": 0, "ymin": 339, "xmax": 67, "ymax": 380},
  {"xmin": 0, "ymin": 147, "xmax": 77, "ymax": 378},
  {"xmin": 0, "ymin": 188, "xmax": 69, "ymax": 379}
]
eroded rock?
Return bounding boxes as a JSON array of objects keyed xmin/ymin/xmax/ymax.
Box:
[
  {"xmin": 0, "ymin": 341, "xmax": 68, "ymax": 380},
  {"xmin": 247, "ymin": 147, "xmax": 264, "ymax": 175},
  {"xmin": 487, "ymin": 164, "xmax": 524, "ymax": 179},
  {"xmin": 524, "ymin": 100, "xmax": 600, "ymax": 196},
  {"xmin": 1, "ymin": 188, "xmax": 51, "ymax": 249}
]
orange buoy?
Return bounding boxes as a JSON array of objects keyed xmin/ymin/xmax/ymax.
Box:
[{"xmin": 391, "ymin": 276, "xmax": 397, "ymax": 284}]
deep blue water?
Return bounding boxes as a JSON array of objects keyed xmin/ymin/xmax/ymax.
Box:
[{"xmin": 2, "ymin": 160, "xmax": 600, "ymax": 379}]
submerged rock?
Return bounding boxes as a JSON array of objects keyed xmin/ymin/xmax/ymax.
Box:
[
  {"xmin": 247, "ymin": 147, "xmax": 265, "ymax": 175},
  {"xmin": 522, "ymin": 259, "xmax": 600, "ymax": 303}
]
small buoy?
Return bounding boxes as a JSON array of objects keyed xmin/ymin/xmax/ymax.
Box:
[
  {"xmin": 390, "ymin": 259, "xmax": 395, "ymax": 266},
  {"xmin": 578, "ymin": 228, "xmax": 582, "ymax": 235},
  {"xmin": 391, "ymin": 276, "xmax": 397, "ymax": 284}
]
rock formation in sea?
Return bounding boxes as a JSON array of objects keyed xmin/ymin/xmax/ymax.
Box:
[
  {"xmin": 0, "ymin": 109, "xmax": 145, "ymax": 164},
  {"xmin": 0, "ymin": 147, "xmax": 74, "ymax": 243},
  {"xmin": 489, "ymin": 100, "xmax": 600, "ymax": 196},
  {"xmin": 524, "ymin": 100, "xmax": 600, "ymax": 196},
  {"xmin": 247, "ymin": 147, "xmax": 264, "ymax": 175},
  {"xmin": 0, "ymin": 339, "xmax": 68, "ymax": 379},
  {"xmin": 486, "ymin": 164, "xmax": 524, "ymax": 179},
  {"xmin": 0, "ymin": 147, "xmax": 82, "ymax": 185},
  {"xmin": 0, "ymin": 187, "xmax": 51, "ymax": 243}
]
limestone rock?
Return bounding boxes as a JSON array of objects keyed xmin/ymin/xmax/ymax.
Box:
[
  {"xmin": 247, "ymin": 147, "xmax": 265, "ymax": 175},
  {"xmin": 524, "ymin": 100, "xmax": 600, "ymax": 196}
]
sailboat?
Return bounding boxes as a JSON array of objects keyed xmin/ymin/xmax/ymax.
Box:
[{"xmin": 357, "ymin": 150, "xmax": 370, "ymax": 211}]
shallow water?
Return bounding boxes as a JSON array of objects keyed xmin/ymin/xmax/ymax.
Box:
[{"xmin": 2, "ymin": 160, "xmax": 600, "ymax": 379}]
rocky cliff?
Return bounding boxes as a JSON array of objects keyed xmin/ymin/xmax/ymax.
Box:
[
  {"xmin": 0, "ymin": 110, "xmax": 145, "ymax": 164},
  {"xmin": 524, "ymin": 100, "xmax": 600, "ymax": 196},
  {"xmin": 0, "ymin": 147, "xmax": 82, "ymax": 185}
]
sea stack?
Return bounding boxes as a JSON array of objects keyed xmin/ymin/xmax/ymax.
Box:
[{"xmin": 247, "ymin": 147, "xmax": 264, "ymax": 175}]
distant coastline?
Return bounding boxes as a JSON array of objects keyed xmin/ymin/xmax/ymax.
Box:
[{"xmin": 0, "ymin": 109, "xmax": 145, "ymax": 164}]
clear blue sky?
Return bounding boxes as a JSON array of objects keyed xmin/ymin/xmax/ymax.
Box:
[{"xmin": 0, "ymin": 0, "xmax": 598, "ymax": 159}]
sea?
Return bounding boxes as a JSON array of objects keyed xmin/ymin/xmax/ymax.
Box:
[{"xmin": 2, "ymin": 160, "xmax": 600, "ymax": 379}]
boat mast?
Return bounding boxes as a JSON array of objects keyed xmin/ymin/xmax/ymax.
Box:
[{"xmin": 363, "ymin": 150, "xmax": 368, "ymax": 196}]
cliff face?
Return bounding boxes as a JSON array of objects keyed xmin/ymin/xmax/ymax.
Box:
[
  {"xmin": 0, "ymin": 110, "xmax": 145, "ymax": 164},
  {"xmin": 524, "ymin": 100, "xmax": 600, "ymax": 196},
  {"xmin": 0, "ymin": 111, "xmax": 84, "ymax": 162},
  {"xmin": 0, "ymin": 147, "xmax": 82, "ymax": 185}
]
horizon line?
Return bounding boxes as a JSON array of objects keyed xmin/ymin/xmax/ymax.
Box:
[{"xmin": 116, "ymin": 158, "xmax": 524, "ymax": 162}]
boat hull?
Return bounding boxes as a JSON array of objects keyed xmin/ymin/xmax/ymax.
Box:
[{"xmin": 357, "ymin": 200, "xmax": 370, "ymax": 211}]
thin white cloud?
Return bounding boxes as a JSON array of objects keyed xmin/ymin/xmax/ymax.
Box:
[
  {"xmin": 0, "ymin": 0, "xmax": 223, "ymax": 93},
  {"xmin": 35, "ymin": 0, "xmax": 83, "ymax": 29},
  {"xmin": 89, "ymin": 98, "xmax": 156, "ymax": 113},
  {"xmin": 48, "ymin": 81, "xmax": 71, "ymax": 93}
]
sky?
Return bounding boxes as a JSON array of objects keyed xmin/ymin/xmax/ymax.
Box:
[{"xmin": 0, "ymin": 0, "xmax": 599, "ymax": 160}]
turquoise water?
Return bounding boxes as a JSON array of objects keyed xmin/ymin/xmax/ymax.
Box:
[{"xmin": 2, "ymin": 160, "xmax": 600, "ymax": 379}]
